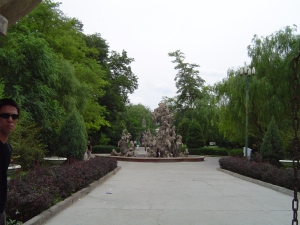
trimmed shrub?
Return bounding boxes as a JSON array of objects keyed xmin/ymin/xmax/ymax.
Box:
[
  {"xmin": 177, "ymin": 117, "xmax": 190, "ymax": 144},
  {"xmin": 260, "ymin": 117, "xmax": 285, "ymax": 165},
  {"xmin": 186, "ymin": 120, "xmax": 205, "ymax": 148},
  {"xmin": 188, "ymin": 147, "xmax": 228, "ymax": 156},
  {"xmin": 57, "ymin": 110, "xmax": 87, "ymax": 159},
  {"xmin": 92, "ymin": 145, "xmax": 120, "ymax": 154},
  {"xmin": 219, "ymin": 157, "xmax": 297, "ymax": 190},
  {"xmin": 228, "ymin": 148, "xmax": 243, "ymax": 157}
]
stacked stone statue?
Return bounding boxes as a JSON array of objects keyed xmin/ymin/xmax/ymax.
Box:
[
  {"xmin": 145, "ymin": 103, "xmax": 187, "ymax": 158},
  {"xmin": 111, "ymin": 129, "xmax": 136, "ymax": 157},
  {"xmin": 111, "ymin": 102, "xmax": 188, "ymax": 157}
]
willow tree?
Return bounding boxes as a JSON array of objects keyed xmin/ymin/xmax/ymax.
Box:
[
  {"xmin": 215, "ymin": 26, "xmax": 300, "ymax": 151},
  {"xmin": 214, "ymin": 69, "xmax": 248, "ymax": 145}
]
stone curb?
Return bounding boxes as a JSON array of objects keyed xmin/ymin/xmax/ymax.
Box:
[
  {"xmin": 23, "ymin": 166, "xmax": 121, "ymax": 225},
  {"xmin": 217, "ymin": 168, "xmax": 298, "ymax": 196}
]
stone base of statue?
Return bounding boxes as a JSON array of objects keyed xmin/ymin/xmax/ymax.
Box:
[{"xmin": 43, "ymin": 156, "xmax": 67, "ymax": 165}]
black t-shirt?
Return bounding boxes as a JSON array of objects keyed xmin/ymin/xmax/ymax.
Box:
[{"xmin": 0, "ymin": 142, "xmax": 12, "ymax": 213}]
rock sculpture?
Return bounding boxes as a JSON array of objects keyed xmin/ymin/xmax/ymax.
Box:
[
  {"xmin": 124, "ymin": 141, "xmax": 136, "ymax": 157},
  {"xmin": 145, "ymin": 103, "xmax": 187, "ymax": 158},
  {"xmin": 111, "ymin": 149, "xmax": 121, "ymax": 156},
  {"xmin": 111, "ymin": 103, "xmax": 188, "ymax": 158},
  {"xmin": 111, "ymin": 129, "xmax": 136, "ymax": 157}
]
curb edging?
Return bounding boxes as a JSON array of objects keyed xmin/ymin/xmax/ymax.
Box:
[{"xmin": 23, "ymin": 166, "xmax": 121, "ymax": 225}]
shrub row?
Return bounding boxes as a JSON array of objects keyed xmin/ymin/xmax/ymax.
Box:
[
  {"xmin": 219, "ymin": 157, "xmax": 299, "ymax": 190},
  {"xmin": 188, "ymin": 147, "xmax": 228, "ymax": 156},
  {"xmin": 7, "ymin": 157, "xmax": 117, "ymax": 223},
  {"xmin": 228, "ymin": 148, "xmax": 244, "ymax": 157},
  {"xmin": 92, "ymin": 145, "xmax": 120, "ymax": 154}
]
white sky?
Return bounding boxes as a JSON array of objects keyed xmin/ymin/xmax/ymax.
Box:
[{"xmin": 58, "ymin": 0, "xmax": 300, "ymax": 110}]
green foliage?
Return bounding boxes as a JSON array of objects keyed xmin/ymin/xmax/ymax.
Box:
[
  {"xmin": 108, "ymin": 50, "xmax": 138, "ymax": 103},
  {"xmin": 180, "ymin": 144, "xmax": 188, "ymax": 152},
  {"xmin": 228, "ymin": 148, "xmax": 244, "ymax": 157},
  {"xmin": 215, "ymin": 26, "xmax": 300, "ymax": 149},
  {"xmin": 83, "ymin": 33, "xmax": 109, "ymax": 63},
  {"xmin": 260, "ymin": 117, "xmax": 285, "ymax": 164},
  {"xmin": 92, "ymin": 145, "xmax": 120, "ymax": 154},
  {"xmin": 168, "ymin": 50, "xmax": 204, "ymax": 108},
  {"xmin": 123, "ymin": 104, "xmax": 155, "ymax": 140},
  {"xmin": 57, "ymin": 111, "xmax": 87, "ymax": 158},
  {"xmin": 189, "ymin": 87, "xmax": 221, "ymax": 145},
  {"xmin": 99, "ymin": 133, "xmax": 110, "ymax": 145},
  {"xmin": 6, "ymin": 218, "xmax": 22, "ymax": 225},
  {"xmin": 177, "ymin": 117, "xmax": 190, "ymax": 144},
  {"xmin": 0, "ymin": 78, "xmax": 4, "ymax": 98},
  {"xmin": 186, "ymin": 120, "xmax": 205, "ymax": 148},
  {"xmin": 9, "ymin": 113, "xmax": 47, "ymax": 170},
  {"xmin": 0, "ymin": 33, "xmax": 60, "ymax": 124},
  {"xmin": 188, "ymin": 147, "xmax": 228, "ymax": 156},
  {"xmin": 103, "ymin": 119, "xmax": 127, "ymax": 146}
]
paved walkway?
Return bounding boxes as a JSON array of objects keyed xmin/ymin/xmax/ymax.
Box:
[{"xmin": 42, "ymin": 148, "xmax": 292, "ymax": 225}]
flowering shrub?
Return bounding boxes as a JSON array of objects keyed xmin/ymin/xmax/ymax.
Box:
[
  {"xmin": 219, "ymin": 157, "xmax": 298, "ymax": 190},
  {"xmin": 7, "ymin": 156, "xmax": 117, "ymax": 223}
]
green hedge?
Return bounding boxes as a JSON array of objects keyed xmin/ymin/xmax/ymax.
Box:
[
  {"xmin": 188, "ymin": 147, "xmax": 229, "ymax": 156},
  {"xmin": 92, "ymin": 145, "xmax": 120, "ymax": 154},
  {"xmin": 228, "ymin": 148, "xmax": 244, "ymax": 157}
]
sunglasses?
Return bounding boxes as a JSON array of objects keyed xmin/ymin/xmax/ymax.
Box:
[{"xmin": 0, "ymin": 113, "xmax": 19, "ymax": 120}]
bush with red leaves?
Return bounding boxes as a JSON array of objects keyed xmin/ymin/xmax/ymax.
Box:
[
  {"xmin": 219, "ymin": 157, "xmax": 298, "ymax": 191},
  {"xmin": 6, "ymin": 156, "xmax": 117, "ymax": 223}
]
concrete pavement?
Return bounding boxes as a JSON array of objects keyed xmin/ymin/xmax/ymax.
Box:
[{"xmin": 39, "ymin": 148, "xmax": 292, "ymax": 225}]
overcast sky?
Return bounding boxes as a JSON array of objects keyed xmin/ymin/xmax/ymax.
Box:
[{"xmin": 58, "ymin": 0, "xmax": 300, "ymax": 110}]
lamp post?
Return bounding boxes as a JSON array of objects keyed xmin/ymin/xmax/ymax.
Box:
[
  {"xmin": 240, "ymin": 65, "xmax": 255, "ymax": 159},
  {"xmin": 190, "ymin": 102, "xmax": 196, "ymax": 121},
  {"xmin": 186, "ymin": 93, "xmax": 195, "ymax": 121}
]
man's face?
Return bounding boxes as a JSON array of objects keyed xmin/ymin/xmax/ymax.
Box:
[{"xmin": 0, "ymin": 105, "xmax": 18, "ymax": 136}]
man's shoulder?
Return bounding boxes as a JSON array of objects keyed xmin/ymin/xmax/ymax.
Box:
[
  {"xmin": 7, "ymin": 143, "xmax": 12, "ymax": 152},
  {"xmin": 0, "ymin": 142, "xmax": 12, "ymax": 153}
]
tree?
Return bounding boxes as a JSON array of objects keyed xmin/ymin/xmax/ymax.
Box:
[
  {"xmin": 57, "ymin": 111, "xmax": 87, "ymax": 159},
  {"xmin": 104, "ymin": 50, "xmax": 138, "ymax": 105},
  {"xmin": 96, "ymin": 50, "xmax": 139, "ymax": 144},
  {"xmin": 215, "ymin": 26, "xmax": 300, "ymax": 151},
  {"xmin": 177, "ymin": 117, "xmax": 190, "ymax": 144},
  {"xmin": 123, "ymin": 104, "xmax": 154, "ymax": 141},
  {"xmin": 83, "ymin": 33, "xmax": 110, "ymax": 64},
  {"xmin": 0, "ymin": 33, "xmax": 63, "ymax": 126},
  {"xmin": 168, "ymin": 50, "xmax": 204, "ymax": 107},
  {"xmin": 186, "ymin": 120, "xmax": 205, "ymax": 148},
  {"xmin": 214, "ymin": 69, "xmax": 246, "ymax": 144},
  {"xmin": 260, "ymin": 117, "xmax": 285, "ymax": 165},
  {"xmin": 161, "ymin": 96, "xmax": 178, "ymax": 115},
  {"xmin": 4, "ymin": 0, "xmax": 111, "ymax": 137},
  {"xmin": 9, "ymin": 112, "xmax": 47, "ymax": 170}
]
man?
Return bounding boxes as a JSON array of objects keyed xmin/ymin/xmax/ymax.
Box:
[{"xmin": 0, "ymin": 99, "xmax": 19, "ymax": 225}]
